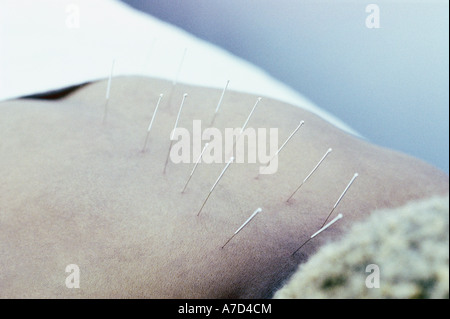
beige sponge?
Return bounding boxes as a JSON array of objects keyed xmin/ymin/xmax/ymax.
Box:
[{"xmin": 274, "ymin": 195, "xmax": 449, "ymax": 299}]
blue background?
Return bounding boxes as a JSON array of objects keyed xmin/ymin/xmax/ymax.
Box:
[{"xmin": 121, "ymin": 0, "xmax": 449, "ymax": 174}]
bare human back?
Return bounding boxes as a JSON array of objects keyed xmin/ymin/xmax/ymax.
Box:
[{"xmin": 0, "ymin": 77, "xmax": 447, "ymax": 298}]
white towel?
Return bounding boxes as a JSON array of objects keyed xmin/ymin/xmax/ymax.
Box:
[{"xmin": 0, "ymin": 0, "xmax": 358, "ymax": 136}]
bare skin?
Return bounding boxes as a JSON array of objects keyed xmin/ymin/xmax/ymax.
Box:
[{"xmin": 0, "ymin": 77, "xmax": 448, "ymax": 298}]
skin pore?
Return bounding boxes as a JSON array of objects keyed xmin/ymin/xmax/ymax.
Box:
[{"xmin": 0, "ymin": 77, "xmax": 448, "ymax": 298}]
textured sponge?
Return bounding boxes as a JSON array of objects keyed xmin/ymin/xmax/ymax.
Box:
[{"xmin": 274, "ymin": 195, "xmax": 449, "ymax": 299}]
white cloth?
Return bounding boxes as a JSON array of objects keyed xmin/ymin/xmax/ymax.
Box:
[{"xmin": 0, "ymin": 0, "xmax": 358, "ymax": 135}]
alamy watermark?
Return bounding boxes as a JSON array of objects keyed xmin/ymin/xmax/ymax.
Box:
[
  {"xmin": 65, "ymin": 4, "xmax": 80, "ymax": 29},
  {"xmin": 65, "ymin": 264, "xmax": 80, "ymax": 288},
  {"xmin": 365, "ymin": 264, "xmax": 380, "ymax": 288},
  {"xmin": 365, "ymin": 4, "xmax": 380, "ymax": 29},
  {"xmin": 169, "ymin": 120, "xmax": 280, "ymax": 174}
]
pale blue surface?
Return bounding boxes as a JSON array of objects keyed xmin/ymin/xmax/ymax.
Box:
[{"xmin": 123, "ymin": 0, "xmax": 449, "ymax": 174}]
